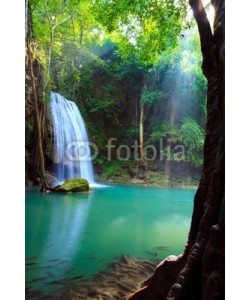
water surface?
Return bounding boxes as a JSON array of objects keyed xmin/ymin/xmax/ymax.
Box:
[{"xmin": 26, "ymin": 185, "xmax": 195, "ymax": 294}]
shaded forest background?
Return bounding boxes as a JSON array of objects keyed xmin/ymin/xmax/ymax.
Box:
[{"xmin": 25, "ymin": 0, "xmax": 208, "ymax": 187}]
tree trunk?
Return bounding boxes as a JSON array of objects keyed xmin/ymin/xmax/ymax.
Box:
[
  {"xmin": 165, "ymin": 99, "xmax": 175, "ymax": 177},
  {"xmin": 164, "ymin": 141, "xmax": 172, "ymax": 177},
  {"xmin": 135, "ymin": 95, "xmax": 139, "ymax": 178},
  {"xmin": 27, "ymin": 40, "xmax": 48, "ymax": 192},
  {"xmin": 126, "ymin": 0, "xmax": 225, "ymax": 299},
  {"xmin": 139, "ymin": 77, "xmax": 148, "ymax": 173},
  {"xmin": 139, "ymin": 105, "xmax": 146, "ymax": 167},
  {"xmin": 164, "ymin": 158, "xmax": 171, "ymax": 177},
  {"xmin": 170, "ymin": 97, "xmax": 176, "ymax": 128}
]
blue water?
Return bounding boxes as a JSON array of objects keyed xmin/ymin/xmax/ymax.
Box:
[{"xmin": 26, "ymin": 185, "xmax": 195, "ymax": 294}]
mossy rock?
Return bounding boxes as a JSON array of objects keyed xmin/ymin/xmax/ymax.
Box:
[{"xmin": 54, "ymin": 178, "xmax": 90, "ymax": 193}]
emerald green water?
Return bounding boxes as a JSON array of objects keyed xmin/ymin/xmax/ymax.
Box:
[{"xmin": 26, "ymin": 185, "xmax": 195, "ymax": 295}]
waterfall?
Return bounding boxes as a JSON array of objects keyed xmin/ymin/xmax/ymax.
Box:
[{"xmin": 49, "ymin": 92, "xmax": 95, "ymax": 185}]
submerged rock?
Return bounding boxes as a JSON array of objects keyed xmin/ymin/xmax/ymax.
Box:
[
  {"xmin": 54, "ymin": 178, "xmax": 90, "ymax": 193},
  {"xmin": 59, "ymin": 255, "xmax": 158, "ymax": 300},
  {"xmin": 27, "ymin": 255, "xmax": 159, "ymax": 299}
]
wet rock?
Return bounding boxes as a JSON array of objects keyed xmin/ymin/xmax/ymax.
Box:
[
  {"xmin": 53, "ymin": 178, "xmax": 90, "ymax": 193},
  {"xmin": 44, "ymin": 172, "xmax": 57, "ymax": 186}
]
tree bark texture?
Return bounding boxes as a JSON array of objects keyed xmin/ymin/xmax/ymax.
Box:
[
  {"xmin": 26, "ymin": 1, "xmax": 48, "ymax": 190},
  {"xmin": 27, "ymin": 40, "xmax": 48, "ymax": 192},
  {"xmin": 126, "ymin": 0, "xmax": 225, "ymax": 299}
]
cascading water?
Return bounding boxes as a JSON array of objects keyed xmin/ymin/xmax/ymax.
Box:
[{"xmin": 49, "ymin": 92, "xmax": 95, "ymax": 185}]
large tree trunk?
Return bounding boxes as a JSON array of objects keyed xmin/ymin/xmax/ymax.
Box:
[{"xmin": 126, "ymin": 0, "xmax": 225, "ymax": 299}]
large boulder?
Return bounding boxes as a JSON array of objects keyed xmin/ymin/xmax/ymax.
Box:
[{"xmin": 54, "ymin": 178, "xmax": 90, "ymax": 193}]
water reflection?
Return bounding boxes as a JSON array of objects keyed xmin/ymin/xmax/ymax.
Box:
[
  {"xmin": 42, "ymin": 192, "xmax": 93, "ymax": 262},
  {"xmin": 26, "ymin": 190, "xmax": 93, "ymax": 283}
]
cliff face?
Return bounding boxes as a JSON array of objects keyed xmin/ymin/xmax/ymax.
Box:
[{"xmin": 127, "ymin": 0, "xmax": 225, "ymax": 299}]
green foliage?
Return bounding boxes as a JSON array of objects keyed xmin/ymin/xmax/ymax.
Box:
[
  {"xmin": 124, "ymin": 122, "xmax": 139, "ymax": 141},
  {"xmin": 149, "ymin": 121, "xmax": 170, "ymax": 143},
  {"xmin": 102, "ymin": 160, "xmax": 122, "ymax": 179},
  {"xmin": 45, "ymin": 138, "xmax": 53, "ymax": 158},
  {"xmin": 88, "ymin": 97, "xmax": 118, "ymax": 119},
  {"xmin": 92, "ymin": 0, "xmax": 189, "ymax": 64},
  {"xmin": 140, "ymin": 90, "xmax": 162, "ymax": 106},
  {"xmin": 55, "ymin": 178, "xmax": 90, "ymax": 192},
  {"xmin": 30, "ymin": 0, "xmax": 105, "ymax": 92},
  {"xmin": 28, "ymin": 0, "xmax": 207, "ymax": 177},
  {"xmin": 179, "ymin": 118, "xmax": 204, "ymax": 166},
  {"xmin": 149, "ymin": 120, "xmax": 181, "ymax": 144},
  {"xmin": 25, "ymin": 122, "xmax": 35, "ymax": 147},
  {"xmin": 26, "ymin": 123, "xmax": 34, "ymax": 133},
  {"xmin": 147, "ymin": 172, "xmax": 169, "ymax": 185},
  {"xmin": 180, "ymin": 118, "xmax": 204, "ymax": 150}
]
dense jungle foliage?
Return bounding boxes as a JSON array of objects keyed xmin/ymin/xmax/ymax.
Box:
[{"xmin": 26, "ymin": 0, "xmax": 208, "ymax": 186}]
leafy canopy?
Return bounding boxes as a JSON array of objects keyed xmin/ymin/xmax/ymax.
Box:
[
  {"xmin": 92, "ymin": 0, "xmax": 189, "ymax": 64},
  {"xmin": 30, "ymin": 0, "xmax": 190, "ymax": 69}
]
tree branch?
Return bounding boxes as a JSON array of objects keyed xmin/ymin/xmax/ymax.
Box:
[
  {"xmin": 189, "ymin": 0, "xmax": 215, "ymax": 78},
  {"xmin": 52, "ymin": 13, "xmax": 73, "ymax": 31},
  {"xmin": 44, "ymin": 4, "xmax": 76, "ymax": 94},
  {"xmin": 44, "ymin": 0, "xmax": 52, "ymax": 25}
]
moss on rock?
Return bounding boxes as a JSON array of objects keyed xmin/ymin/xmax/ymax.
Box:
[{"xmin": 54, "ymin": 178, "xmax": 90, "ymax": 193}]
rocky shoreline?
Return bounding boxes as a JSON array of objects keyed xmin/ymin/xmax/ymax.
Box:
[{"xmin": 97, "ymin": 176, "xmax": 198, "ymax": 190}]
